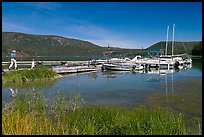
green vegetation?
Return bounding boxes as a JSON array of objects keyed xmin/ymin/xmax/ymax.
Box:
[
  {"xmin": 2, "ymin": 93, "xmax": 201, "ymax": 135},
  {"xmin": 2, "ymin": 66, "xmax": 57, "ymax": 86},
  {"xmin": 192, "ymin": 43, "xmax": 202, "ymax": 55}
]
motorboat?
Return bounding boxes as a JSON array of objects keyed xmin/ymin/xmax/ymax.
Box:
[
  {"xmin": 102, "ymin": 62, "xmax": 144, "ymax": 71},
  {"xmin": 102, "ymin": 63, "xmax": 134, "ymax": 71}
]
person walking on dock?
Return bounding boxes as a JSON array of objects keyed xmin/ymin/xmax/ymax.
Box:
[{"xmin": 8, "ymin": 50, "xmax": 17, "ymax": 70}]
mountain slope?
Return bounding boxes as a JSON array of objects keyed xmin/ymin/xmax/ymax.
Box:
[
  {"xmin": 146, "ymin": 41, "xmax": 201, "ymax": 55},
  {"xmin": 2, "ymin": 32, "xmax": 142, "ymax": 57},
  {"xmin": 2, "ymin": 32, "xmax": 201, "ymax": 58},
  {"xmin": 2, "ymin": 32, "xmax": 104, "ymax": 56}
]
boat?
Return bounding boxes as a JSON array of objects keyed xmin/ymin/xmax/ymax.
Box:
[
  {"xmin": 137, "ymin": 24, "xmax": 192, "ymax": 70},
  {"xmin": 158, "ymin": 24, "xmax": 176, "ymax": 69},
  {"xmin": 100, "ymin": 46, "xmax": 144, "ymax": 71},
  {"xmin": 159, "ymin": 55, "xmax": 174, "ymax": 69},
  {"xmin": 102, "ymin": 62, "xmax": 144, "ymax": 71},
  {"xmin": 159, "ymin": 24, "xmax": 192, "ymax": 68},
  {"xmin": 102, "ymin": 63, "xmax": 134, "ymax": 71}
]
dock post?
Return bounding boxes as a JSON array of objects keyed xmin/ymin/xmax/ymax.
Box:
[
  {"xmin": 156, "ymin": 64, "xmax": 158, "ymax": 70},
  {"xmin": 148, "ymin": 64, "xmax": 151, "ymax": 71}
]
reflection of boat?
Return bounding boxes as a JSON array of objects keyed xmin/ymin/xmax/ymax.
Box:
[
  {"xmin": 147, "ymin": 68, "xmax": 175, "ymax": 75},
  {"xmin": 9, "ymin": 88, "xmax": 17, "ymax": 97},
  {"xmin": 146, "ymin": 68, "xmax": 175, "ymax": 82},
  {"xmin": 105, "ymin": 75, "xmax": 117, "ymax": 78},
  {"xmin": 132, "ymin": 69, "xmax": 145, "ymax": 74},
  {"xmin": 159, "ymin": 69, "xmax": 175, "ymax": 75}
]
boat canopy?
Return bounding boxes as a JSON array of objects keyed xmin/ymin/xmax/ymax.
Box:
[{"xmin": 147, "ymin": 50, "xmax": 161, "ymax": 54}]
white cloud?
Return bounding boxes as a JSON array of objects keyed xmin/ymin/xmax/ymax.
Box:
[
  {"xmin": 90, "ymin": 39, "xmax": 144, "ymax": 49},
  {"xmin": 2, "ymin": 20, "xmax": 148, "ymax": 49},
  {"xmin": 2, "ymin": 21, "xmax": 33, "ymax": 33},
  {"xmin": 22, "ymin": 2, "xmax": 61, "ymax": 11},
  {"xmin": 65, "ymin": 23, "xmax": 145, "ymax": 49}
]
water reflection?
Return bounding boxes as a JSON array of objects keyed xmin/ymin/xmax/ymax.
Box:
[
  {"xmin": 105, "ymin": 75, "xmax": 117, "ymax": 78},
  {"xmin": 145, "ymin": 62, "xmax": 202, "ymax": 119},
  {"xmin": 88, "ymin": 72, "xmax": 98, "ymax": 80},
  {"xmin": 9, "ymin": 87, "xmax": 17, "ymax": 97},
  {"xmin": 2, "ymin": 60, "xmax": 200, "ymax": 109},
  {"xmin": 3, "ymin": 78, "xmax": 58, "ymax": 89},
  {"xmin": 192, "ymin": 58, "xmax": 202, "ymax": 71},
  {"xmin": 2, "ymin": 59, "xmax": 202, "ymax": 133}
]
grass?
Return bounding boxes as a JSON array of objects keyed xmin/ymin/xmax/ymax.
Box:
[
  {"xmin": 2, "ymin": 92, "xmax": 201, "ymax": 135},
  {"xmin": 2, "ymin": 66, "xmax": 57, "ymax": 86}
]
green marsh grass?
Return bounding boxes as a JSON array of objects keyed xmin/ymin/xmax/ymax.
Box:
[
  {"xmin": 2, "ymin": 66, "xmax": 57, "ymax": 86},
  {"xmin": 2, "ymin": 92, "xmax": 201, "ymax": 135}
]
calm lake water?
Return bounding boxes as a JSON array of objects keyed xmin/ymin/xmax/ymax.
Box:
[{"xmin": 2, "ymin": 59, "xmax": 202, "ymax": 117}]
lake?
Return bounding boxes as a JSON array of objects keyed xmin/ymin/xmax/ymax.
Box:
[{"xmin": 2, "ymin": 58, "xmax": 202, "ymax": 119}]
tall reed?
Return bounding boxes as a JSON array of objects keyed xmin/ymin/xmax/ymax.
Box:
[{"xmin": 2, "ymin": 92, "xmax": 201, "ymax": 135}]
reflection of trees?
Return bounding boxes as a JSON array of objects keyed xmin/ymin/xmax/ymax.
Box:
[
  {"xmin": 88, "ymin": 72, "xmax": 98, "ymax": 80},
  {"xmin": 9, "ymin": 88, "xmax": 17, "ymax": 97},
  {"xmin": 192, "ymin": 43, "xmax": 202, "ymax": 55},
  {"xmin": 192, "ymin": 59, "xmax": 202, "ymax": 72},
  {"xmin": 145, "ymin": 78, "xmax": 202, "ymax": 115},
  {"xmin": 3, "ymin": 79, "xmax": 58, "ymax": 89}
]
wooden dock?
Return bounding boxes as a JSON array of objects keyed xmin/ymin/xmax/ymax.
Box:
[
  {"xmin": 2, "ymin": 60, "xmax": 101, "ymax": 75},
  {"xmin": 2, "ymin": 60, "xmax": 89, "ymax": 66},
  {"xmin": 2, "ymin": 66, "xmax": 98, "ymax": 75},
  {"xmin": 52, "ymin": 66, "xmax": 98, "ymax": 74}
]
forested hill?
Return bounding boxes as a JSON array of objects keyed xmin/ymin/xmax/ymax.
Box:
[
  {"xmin": 2, "ymin": 32, "xmax": 201, "ymax": 57},
  {"xmin": 146, "ymin": 41, "xmax": 202, "ymax": 55},
  {"xmin": 2, "ymin": 32, "xmax": 142, "ymax": 57}
]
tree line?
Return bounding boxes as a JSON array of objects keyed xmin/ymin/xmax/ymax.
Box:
[{"xmin": 192, "ymin": 43, "xmax": 202, "ymax": 55}]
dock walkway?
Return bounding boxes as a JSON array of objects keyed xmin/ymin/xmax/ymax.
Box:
[
  {"xmin": 2, "ymin": 60, "xmax": 89, "ymax": 66},
  {"xmin": 52, "ymin": 66, "xmax": 98, "ymax": 74},
  {"xmin": 2, "ymin": 65, "xmax": 99, "ymax": 75}
]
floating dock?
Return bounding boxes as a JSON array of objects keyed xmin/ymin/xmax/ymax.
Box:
[
  {"xmin": 2, "ymin": 60, "xmax": 89, "ymax": 66},
  {"xmin": 52, "ymin": 66, "xmax": 98, "ymax": 74}
]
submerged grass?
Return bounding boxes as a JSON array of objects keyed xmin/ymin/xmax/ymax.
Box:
[
  {"xmin": 2, "ymin": 92, "xmax": 201, "ymax": 135},
  {"xmin": 2, "ymin": 66, "xmax": 57, "ymax": 86}
]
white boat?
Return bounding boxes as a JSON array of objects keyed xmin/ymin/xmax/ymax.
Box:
[
  {"xmin": 102, "ymin": 62, "xmax": 144, "ymax": 71},
  {"xmin": 102, "ymin": 63, "xmax": 134, "ymax": 71},
  {"xmin": 158, "ymin": 24, "xmax": 176, "ymax": 69},
  {"xmin": 140, "ymin": 24, "xmax": 191, "ymax": 70},
  {"xmin": 159, "ymin": 24, "xmax": 192, "ymax": 68},
  {"xmin": 159, "ymin": 55, "xmax": 174, "ymax": 69}
]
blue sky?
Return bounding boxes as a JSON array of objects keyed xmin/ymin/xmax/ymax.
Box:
[{"xmin": 2, "ymin": 2, "xmax": 202, "ymax": 49}]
